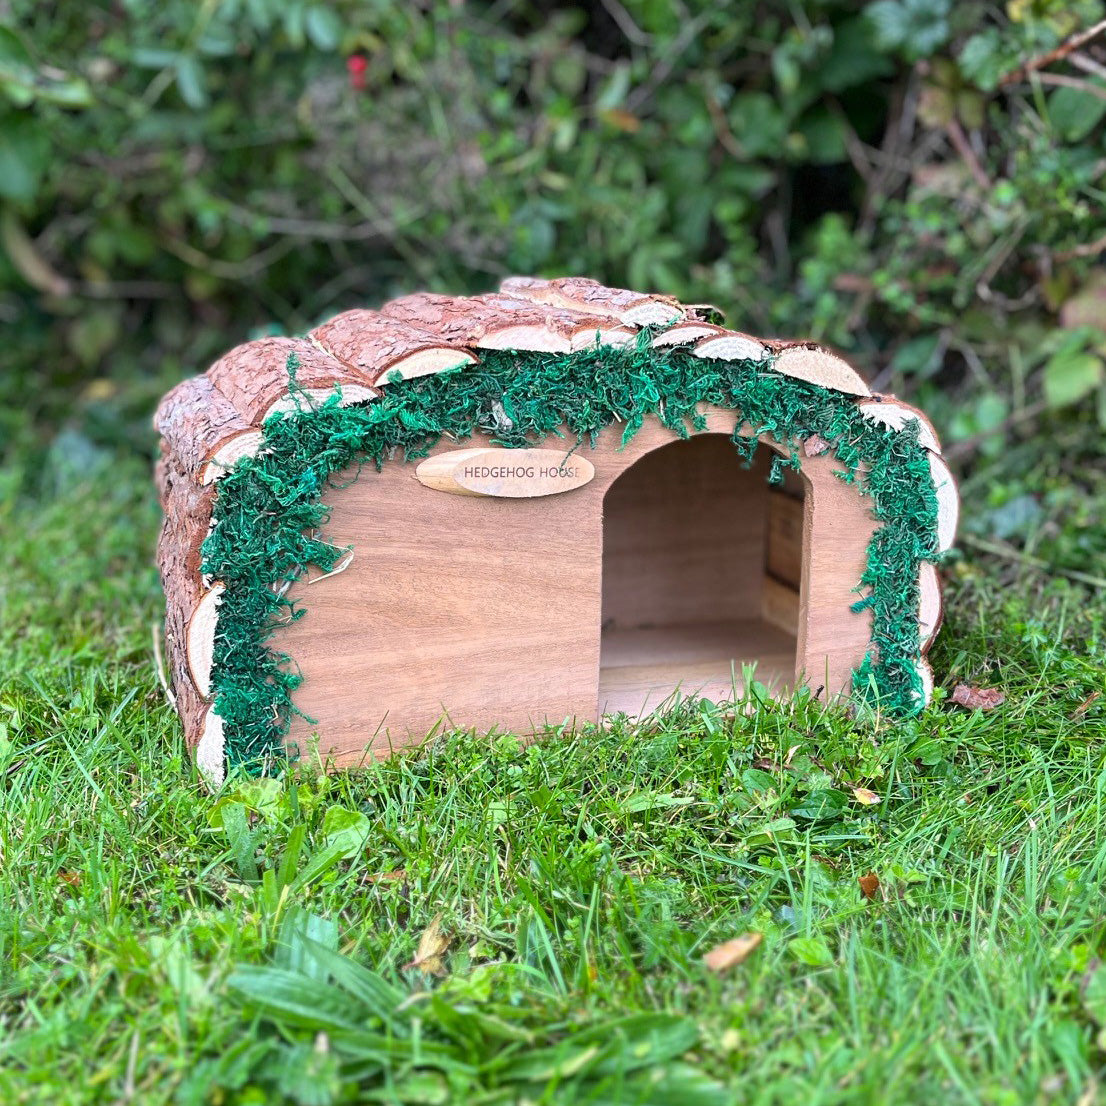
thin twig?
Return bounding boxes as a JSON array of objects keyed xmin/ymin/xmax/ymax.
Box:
[
  {"xmin": 1000, "ymin": 18, "xmax": 1106, "ymax": 85},
  {"xmin": 306, "ymin": 550, "xmax": 355, "ymax": 584},
  {"xmin": 703, "ymin": 90, "xmax": 743, "ymax": 159},
  {"xmin": 599, "ymin": 0, "xmax": 652, "ymax": 46},
  {"xmin": 959, "ymin": 533, "xmax": 1106, "ymax": 589},
  {"xmin": 1070, "ymin": 52, "xmax": 1106, "ymax": 81},
  {"xmin": 943, "ymin": 399, "xmax": 1048, "ymax": 462},
  {"xmin": 223, "ymin": 203, "xmax": 393, "ymax": 244},
  {"xmin": 152, "ymin": 623, "xmax": 176, "ymax": 710},
  {"xmin": 162, "ymin": 236, "xmax": 297, "ymax": 281},
  {"xmin": 945, "ymin": 118, "xmax": 991, "ymax": 189},
  {"xmin": 78, "ymin": 280, "xmax": 177, "ymax": 299},
  {"xmin": 626, "ymin": 10, "xmax": 712, "ymax": 113},
  {"xmin": 1032, "ymin": 71, "xmax": 1106, "ymax": 103},
  {"xmin": 1053, "ymin": 228, "xmax": 1106, "ymax": 262}
]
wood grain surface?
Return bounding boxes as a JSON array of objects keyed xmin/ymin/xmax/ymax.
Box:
[{"xmin": 278, "ymin": 407, "xmax": 875, "ymax": 764}]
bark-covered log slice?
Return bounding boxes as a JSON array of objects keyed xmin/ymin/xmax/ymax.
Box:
[
  {"xmin": 312, "ymin": 309, "xmax": 476, "ymax": 386},
  {"xmin": 382, "ymin": 292, "xmax": 636, "ymax": 352},
  {"xmin": 858, "ymin": 399, "xmax": 942, "ymax": 453},
  {"xmin": 500, "ymin": 276, "xmax": 683, "ymax": 327},
  {"xmin": 207, "ymin": 336, "xmax": 378, "ymax": 425}
]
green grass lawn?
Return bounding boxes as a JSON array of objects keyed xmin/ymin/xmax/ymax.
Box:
[{"xmin": 2, "ymin": 446, "xmax": 1105, "ymax": 1105}]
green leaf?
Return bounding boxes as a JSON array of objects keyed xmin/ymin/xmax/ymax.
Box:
[
  {"xmin": 0, "ymin": 26, "xmax": 38, "ymax": 107},
  {"xmin": 1048, "ymin": 83, "xmax": 1106, "ymax": 143},
  {"xmin": 973, "ymin": 392, "xmax": 1009, "ymax": 433},
  {"xmin": 1043, "ymin": 346, "xmax": 1104, "ymax": 408},
  {"xmin": 305, "ymin": 7, "xmax": 343, "ymax": 51},
  {"xmin": 0, "ymin": 24, "xmax": 90, "ymax": 111},
  {"xmin": 866, "ymin": 0, "xmax": 950, "ymax": 61},
  {"xmin": 0, "ymin": 26, "xmax": 34, "ymax": 68},
  {"xmin": 175, "ymin": 56, "xmax": 208, "ymax": 109},
  {"xmin": 228, "ymin": 966, "xmax": 370, "ymax": 1033},
  {"xmin": 68, "ymin": 307, "xmax": 122, "ymax": 368},
  {"xmin": 821, "ymin": 17, "xmax": 895, "ymax": 93},
  {"xmin": 789, "ymin": 936, "xmax": 834, "ymax": 967},
  {"xmin": 273, "ymin": 909, "xmax": 339, "ymax": 979},
  {"xmin": 1083, "ymin": 964, "xmax": 1106, "ymax": 1026},
  {"xmin": 219, "ymin": 801, "xmax": 260, "ymax": 882},
  {"xmin": 0, "ymin": 111, "xmax": 48, "ymax": 201},
  {"xmin": 132, "ymin": 47, "xmax": 180, "ymax": 68},
  {"xmin": 798, "ymin": 108, "xmax": 848, "ymax": 165},
  {"xmin": 614, "ymin": 1062, "xmax": 731, "ymax": 1105},
  {"xmin": 619, "ymin": 790, "xmax": 694, "ymax": 814},
  {"xmin": 320, "ymin": 803, "xmax": 371, "ymax": 858},
  {"xmin": 891, "ymin": 333, "xmax": 942, "ymax": 378},
  {"xmin": 729, "ymin": 91, "xmax": 788, "ymax": 158},
  {"xmin": 356, "ymin": 1072, "xmax": 450, "ymax": 1104},
  {"xmin": 742, "ymin": 768, "xmax": 778, "ymax": 793},
  {"xmin": 34, "ymin": 75, "xmax": 92, "ymax": 108},
  {"xmin": 595, "ymin": 61, "xmax": 631, "ymax": 111},
  {"xmin": 789, "ymin": 788, "xmax": 847, "ymax": 821},
  {"xmin": 958, "ymin": 30, "xmax": 1010, "ymax": 91}
]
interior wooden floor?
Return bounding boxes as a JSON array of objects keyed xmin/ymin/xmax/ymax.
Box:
[{"xmin": 598, "ymin": 618, "xmax": 796, "ymax": 717}]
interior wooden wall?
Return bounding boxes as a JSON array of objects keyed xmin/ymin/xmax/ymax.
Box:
[{"xmin": 601, "ymin": 436, "xmax": 773, "ymax": 631}]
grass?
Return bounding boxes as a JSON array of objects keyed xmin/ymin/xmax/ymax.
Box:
[{"xmin": 2, "ymin": 441, "xmax": 1105, "ymax": 1105}]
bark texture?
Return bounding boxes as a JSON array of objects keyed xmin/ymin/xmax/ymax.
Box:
[
  {"xmin": 500, "ymin": 275, "xmax": 683, "ymax": 326},
  {"xmin": 154, "ymin": 377, "xmax": 222, "ymax": 748},
  {"xmin": 207, "ymin": 336, "xmax": 375, "ymax": 425},
  {"xmin": 381, "ymin": 292, "xmax": 635, "ymax": 350},
  {"xmin": 311, "ymin": 309, "xmax": 475, "ymax": 384}
]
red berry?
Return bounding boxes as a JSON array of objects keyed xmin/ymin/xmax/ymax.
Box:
[{"xmin": 346, "ymin": 54, "xmax": 368, "ymax": 92}]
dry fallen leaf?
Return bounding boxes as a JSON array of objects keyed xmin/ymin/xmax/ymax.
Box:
[
  {"xmin": 858, "ymin": 872, "xmax": 880, "ymax": 900},
  {"xmin": 362, "ymin": 869, "xmax": 407, "ymax": 884},
  {"xmin": 57, "ymin": 870, "xmax": 81, "ymax": 887},
  {"xmin": 600, "ymin": 107, "xmax": 641, "ymax": 133},
  {"xmin": 951, "ymin": 684, "xmax": 1005, "ymax": 710},
  {"xmin": 852, "ymin": 787, "xmax": 881, "ymax": 806},
  {"xmin": 402, "ymin": 914, "xmax": 451, "ymax": 976},
  {"xmin": 1072, "ymin": 691, "xmax": 1100, "ymax": 719},
  {"xmin": 803, "ymin": 433, "xmax": 831, "ymax": 457},
  {"xmin": 703, "ymin": 932, "xmax": 762, "ymax": 973}
]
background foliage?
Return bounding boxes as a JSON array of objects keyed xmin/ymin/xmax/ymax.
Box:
[{"xmin": 3, "ymin": 0, "xmax": 1106, "ymax": 466}]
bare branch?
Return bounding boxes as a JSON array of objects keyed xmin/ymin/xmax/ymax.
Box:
[
  {"xmin": 599, "ymin": 0, "xmax": 652, "ymax": 47},
  {"xmin": 1000, "ymin": 17, "xmax": 1106, "ymax": 85},
  {"xmin": 1033, "ymin": 71, "xmax": 1106, "ymax": 103}
]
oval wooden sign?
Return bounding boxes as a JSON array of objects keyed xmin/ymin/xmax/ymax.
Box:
[{"xmin": 416, "ymin": 447, "xmax": 595, "ymax": 498}]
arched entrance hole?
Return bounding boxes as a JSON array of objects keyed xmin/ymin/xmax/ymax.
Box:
[{"xmin": 599, "ymin": 433, "xmax": 804, "ymax": 715}]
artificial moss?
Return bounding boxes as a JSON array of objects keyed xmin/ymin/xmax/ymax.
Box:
[{"xmin": 202, "ymin": 336, "xmax": 939, "ymax": 772}]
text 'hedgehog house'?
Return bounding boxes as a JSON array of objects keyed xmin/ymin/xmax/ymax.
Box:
[{"xmin": 155, "ymin": 277, "xmax": 958, "ymax": 783}]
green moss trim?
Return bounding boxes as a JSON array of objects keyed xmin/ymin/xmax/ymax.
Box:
[{"xmin": 202, "ymin": 337, "xmax": 939, "ymax": 772}]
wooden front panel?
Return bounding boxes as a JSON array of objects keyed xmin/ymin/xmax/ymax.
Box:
[
  {"xmin": 797, "ymin": 453, "xmax": 876, "ymax": 698},
  {"xmin": 278, "ymin": 408, "xmax": 876, "ymax": 764},
  {"xmin": 278, "ymin": 457, "xmax": 608, "ymax": 764}
]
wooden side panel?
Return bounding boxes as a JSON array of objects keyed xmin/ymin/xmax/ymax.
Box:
[
  {"xmin": 765, "ymin": 490, "xmax": 803, "ymax": 589},
  {"xmin": 761, "ymin": 576, "xmax": 800, "ymax": 635}
]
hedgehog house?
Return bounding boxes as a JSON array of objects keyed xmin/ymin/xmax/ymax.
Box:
[{"xmin": 154, "ymin": 277, "xmax": 958, "ymax": 782}]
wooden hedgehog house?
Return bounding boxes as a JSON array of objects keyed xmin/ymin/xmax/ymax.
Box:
[{"xmin": 155, "ymin": 277, "xmax": 958, "ymax": 783}]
